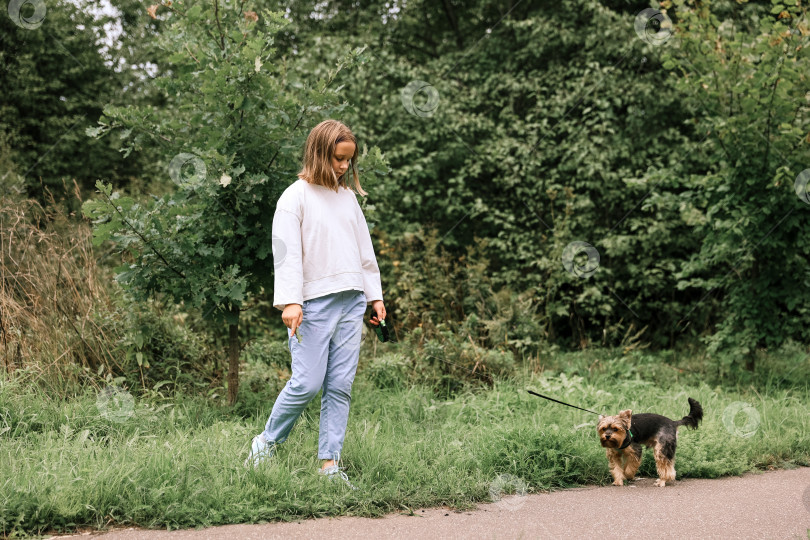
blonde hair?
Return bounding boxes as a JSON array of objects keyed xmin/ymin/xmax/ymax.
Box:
[{"xmin": 297, "ymin": 119, "xmax": 367, "ymax": 196}]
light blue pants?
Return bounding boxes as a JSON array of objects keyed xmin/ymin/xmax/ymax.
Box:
[{"xmin": 263, "ymin": 289, "xmax": 366, "ymax": 461}]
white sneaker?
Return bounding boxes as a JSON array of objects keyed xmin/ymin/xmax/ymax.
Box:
[
  {"xmin": 244, "ymin": 433, "xmax": 275, "ymax": 468},
  {"xmin": 318, "ymin": 464, "xmax": 358, "ymax": 490}
]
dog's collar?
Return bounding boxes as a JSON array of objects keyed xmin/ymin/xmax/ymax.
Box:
[{"xmin": 617, "ymin": 428, "xmax": 634, "ymax": 450}]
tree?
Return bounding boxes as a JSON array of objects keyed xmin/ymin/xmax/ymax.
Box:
[
  {"xmin": 81, "ymin": 0, "xmax": 387, "ymax": 404},
  {"xmin": 0, "ymin": 0, "xmax": 171, "ymax": 205},
  {"xmin": 664, "ymin": 0, "xmax": 810, "ymax": 370}
]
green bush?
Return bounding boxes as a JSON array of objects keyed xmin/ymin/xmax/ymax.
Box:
[
  {"xmin": 107, "ymin": 290, "xmax": 219, "ymax": 395},
  {"xmin": 380, "ymin": 225, "xmax": 545, "ymax": 391},
  {"xmin": 362, "ymin": 352, "xmax": 410, "ymax": 390}
]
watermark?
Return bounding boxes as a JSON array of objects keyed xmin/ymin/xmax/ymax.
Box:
[
  {"xmin": 634, "ymin": 8, "xmax": 673, "ymax": 46},
  {"xmin": 488, "ymin": 473, "xmax": 529, "ymax": 511},
  {"xmin": 96, "ymin": 385, "xmax": 135, "ymax": 423},
  {"xmin": 8, "ymin": 0, "xmax": 46, "ymax": 29},
  {"xmin": 168, "ymin": 153, "xmax": 207, "ymax": 187},
  {"xmin": 721, "ymin": 401, "xmax": 760, "ymax": 438},
  {"xmin": 401, "ymin": 80, "xmax": 440, "ymax": 118},
  {"xmin": 562, "ymin": 241, "xmax": 600, "ymax": 278},
  {"xmin": 272, "ymin": 236, "xmax": 287, "ymax": 269},
  {"xmin": 794, "ymin": 169, "xmax": 810, "ymax": 204}
]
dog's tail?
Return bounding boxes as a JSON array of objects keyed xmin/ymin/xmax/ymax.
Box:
[{"xmin": 674, "ymin": 397, "xmax": 703, "ymax": 430}]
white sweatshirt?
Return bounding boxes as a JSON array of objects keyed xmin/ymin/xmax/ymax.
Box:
[{"xmin": 272, "ymin": 177, "xmax": 384, "ymax": 311}]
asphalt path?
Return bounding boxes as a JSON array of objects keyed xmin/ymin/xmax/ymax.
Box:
[{"xmin": 54, "ymin": 467, "xmax": 810, "ymax": 539}]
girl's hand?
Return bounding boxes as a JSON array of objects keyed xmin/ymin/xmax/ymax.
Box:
[
  {"xmin": 282, "ymin": 303, "xmax": 303, "ymax": 337},
  {"xmin": 369, "ymin": 300, "xmax": 386, "ymax": 326}
]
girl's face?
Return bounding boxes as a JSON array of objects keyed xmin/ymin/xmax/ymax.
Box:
[{"xmin": 331, "ymin": 141, "xmax": 355, "ymax": 178}]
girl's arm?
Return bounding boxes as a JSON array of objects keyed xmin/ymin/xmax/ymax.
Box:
[
  {"xmin": 353, "ymin": 199, "xmax": 384, "ymax": 307},
  {"xmin": 272, "ymin": 206, "xmax": 304, "ymax": 311}
]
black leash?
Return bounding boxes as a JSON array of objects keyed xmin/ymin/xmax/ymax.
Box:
[
  {"xmin": 394, "ymin": 351, "xmax": 598, "ymax": 413},
  {"xmin": 526, "ymin": 390, "xmax": 602, "ymax": 416}
]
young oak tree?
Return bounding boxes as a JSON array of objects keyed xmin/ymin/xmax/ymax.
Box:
[{"xmin": 81, "ymin": 1, "xmax": 388, "ymax": 404}]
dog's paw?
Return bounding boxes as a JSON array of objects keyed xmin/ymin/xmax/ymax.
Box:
[
  {"xmin": 654, "ymin": 479, "xmax": 666, "ymax": 487},
  {"xmin": 612, "ymin": 478, "xmax": 624, "ymax": 486}
]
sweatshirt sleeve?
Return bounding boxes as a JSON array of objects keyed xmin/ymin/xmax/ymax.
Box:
[
  {"xmin": 354, "ymin": 198, "xmax": 384, "ymax": 305},
  {"xmin": 272, "ymin": 193, "xmax": 304, "ymax": 311}
]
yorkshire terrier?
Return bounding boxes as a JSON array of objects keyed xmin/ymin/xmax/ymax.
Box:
[{"xmin": 596, "ymin": 397, "xmax": 703, "ymax": 487}]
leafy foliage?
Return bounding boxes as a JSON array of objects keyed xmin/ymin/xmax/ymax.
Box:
[
  {"xmin": 662, "ymin": 0, "xmax": 810, "ymax": 369},
  {"xmin": 282, "ymin": 0, "xmax": 810, "ymax": 364},
  {"xmin": 312, "ymin": 0, "xmax": 706, "ymax": 349},
  {"xmin": 0, "ymin": 0, "xmax": 172, "ymax": 205}
]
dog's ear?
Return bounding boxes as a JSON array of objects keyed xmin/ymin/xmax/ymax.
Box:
[{"xmin": 618, "ymin": 409, "xmax": 632, "ymax": 421}]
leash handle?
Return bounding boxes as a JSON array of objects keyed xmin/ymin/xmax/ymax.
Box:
[
  {"xmin": 371, "ymin": 310, "xmax": 393, "ymax": 342},
  {"xmin": 526, "ymin": 390, "xmax": 602, "ymax": 416}
]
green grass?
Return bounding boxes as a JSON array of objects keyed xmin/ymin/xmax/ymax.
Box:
[{"xmin": 1, "ymin": 351, "xmax": 809, "ymax": 538}]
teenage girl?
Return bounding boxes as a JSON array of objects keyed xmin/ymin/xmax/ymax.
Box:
[{"xmin": 245, "ymin": 119, "xmax": 386, "ymax": 488}]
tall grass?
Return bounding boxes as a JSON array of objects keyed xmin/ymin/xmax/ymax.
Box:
[
  {"xmin": 0, "ymin": 184, "xmax": 123, "ymax": 395},
  {"xmin": 0, "ymin": 185, "xmax": 227, "ymax": 399},
  {"xmin": 2, "ymin": 354, "xmax": 808, "ymax": 537}
]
